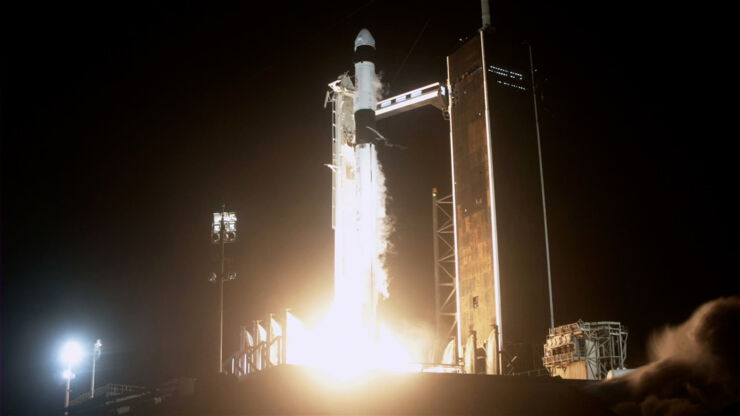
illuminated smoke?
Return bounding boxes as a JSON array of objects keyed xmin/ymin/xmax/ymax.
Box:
[
  {"xmin": 373, "ymin": 149, "xmax": 391, "ymax": 299},
  {"xmin": 370, "ymin": 71, "xmax": 393, "ymax": 300},
  {"xmin": 593, "ymin": 296, "xmax": 740, "ymax": 415}
]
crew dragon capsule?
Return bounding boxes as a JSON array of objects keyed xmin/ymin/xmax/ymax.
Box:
[{"xmin": 353, "ymin": 28, "xmax": 377, "ymax": 145}]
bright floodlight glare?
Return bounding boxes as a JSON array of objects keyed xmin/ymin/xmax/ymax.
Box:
[
  {"xmin": 212, "ymin": 213, "xmax": 223, "ymax": 232},
  {"xmin": 94, "ymin": 339, "xmax": 103, "ymax": 359},
  {"xmin": 212, "ymin": 210, "xmax": 237, "ymax": 243},
  {"xmin": 61, "ymin": 341, "xmax": 83, "ymax": 366},
  {"xmin": 212, "ymin": 212, "xmax": 236, "ymax": 231},
  {"xmin": 62, "ymin": 369, "xmax": 75, "ymax": 380},
  {"xmin": 223, "ymin": 212, "xmax": 237, "ymax": 232}
]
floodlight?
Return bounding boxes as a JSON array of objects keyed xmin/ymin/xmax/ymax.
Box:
[
  {"xmin": 61, "ymin": 341, "xmax": 83, "ymax": 366},
  {"xmin": 212, "ymin": 211, "xmax": 237, "ymax": 243},
  {"xmin": 94, "ymin": 339, "xmax": 102, "ymax": 359},
  {"xmin": 91, "ymin": 339, "xmax": 103, "ymax": 398},
  {"xmin": 61, "ymin": 339, "xmax": 83, "ymax": 410}
]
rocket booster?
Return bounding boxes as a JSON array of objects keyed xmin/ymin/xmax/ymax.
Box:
[
  {"xmin": 329, "ymin": 29, "xmax": 385, "ymax": 339},
  {"xmin": 353, "ymin": 28, "xmax": 381, "ymax": 335},
  {"xmin": 353, "ymin": 28, "xmax": 376, "ymax": 144}
]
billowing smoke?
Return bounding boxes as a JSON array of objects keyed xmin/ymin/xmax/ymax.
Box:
[
  {"xmin": 371, "ymin": 70, "xmax": 393, "ymax": 301},
  {"xmin": 592, "ymin": 296, "xmax": 740, "ymax": 415},
  {"xmin": 373, "ymin": 151, "xmax": 392, "ymax": 299}
]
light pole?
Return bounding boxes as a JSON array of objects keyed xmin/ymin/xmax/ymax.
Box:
[
  {"xmin": 60, "ymin": 341, "xmax": 82, "ymax": 413},
  {"xmin": 210, "ymin": 206, "xmax": 237, "ymax": 373},
  {"xmin": 526, "ymin": 42, "xmax": 555, "ymax": 329},
  {"xmin": 90, "ymin": 339, "xmax": 102, "ymax": 398}
]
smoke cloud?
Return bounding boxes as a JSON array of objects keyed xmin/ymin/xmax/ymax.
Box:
[
  {"xmin": 592, "ymin": 296, "xmax": 740, "ymax": 415},
  {"xmin": 372, "ymin": 70, "xmax": 394, "ymax": 301},
  {"xmin": 373, "ymin": 148, "xmax": 392, "ymax": 300}
]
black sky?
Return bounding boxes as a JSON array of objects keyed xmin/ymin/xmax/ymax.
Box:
[{"xmin": 2, "ymin": 1, "xmax": 737, "ymax": 414}]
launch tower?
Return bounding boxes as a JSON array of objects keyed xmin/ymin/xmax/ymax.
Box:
[{"xmin": 447, "ymin": 29, "xmax": 551, "ymax": 374}]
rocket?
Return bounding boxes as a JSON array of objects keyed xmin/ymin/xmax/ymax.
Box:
[
  {"xmin": 329, "ymin": 29, "xmax": 385, "ymax": 341},
  {"xmin": 353, "ymin": 28, "xmax": 381, "ymax": 335}
]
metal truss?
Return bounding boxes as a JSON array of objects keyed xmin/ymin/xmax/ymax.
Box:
[
  {"xmin": 432, "ymin": 188, "xmax": 458, "ymax": 362},
  {"xmin": 542, "ymin": 320, "xmax": 628, "ymax": 380}
]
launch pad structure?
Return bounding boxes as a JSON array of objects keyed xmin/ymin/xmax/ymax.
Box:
[
  {"xmin": 432, "ymin": 189, "xmax": 458, "ymax": 364},
  {"xmin": 221, "ymin": 22, "xmax": 629, "ymax": 378},
  {"xmin": 222, "ymin": 27, "xmax": 561, "ymax": 376},
  {"xmin": 543, "ymin": 320, "xmax": 628, "ymax": 380}
]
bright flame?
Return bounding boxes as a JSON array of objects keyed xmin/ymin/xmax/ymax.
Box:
[
  {"xmin": 285, "ymin": 306, "xmax": 422, "ymax": 380},
  {"xmin": 60, "ymin": 340, "xmax": 83, "ymax": 366},
  {"xmin": 282, "ymin": 139, "xmax": 423, "ymax": 379},
  {"xmin": 334, "ymin": 140, "xmax": 393, "ymax": 331}
]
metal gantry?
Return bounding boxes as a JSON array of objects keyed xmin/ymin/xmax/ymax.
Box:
[
  {"xmin": 69, "ymin": 384, "xmax": 148, "ymax": 407},
  {"xmin": 542, "ymin": 320, "xmax": 628, "ymax": 380},
  {"xmin": 432, "ymin": 188, "xmax": 458, "ymax": 363}
]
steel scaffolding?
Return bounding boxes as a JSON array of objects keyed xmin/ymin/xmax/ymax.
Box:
[
  {"xmin": 542, "ymin": 320, "xmax": 628, "ymax": 380},
  {"xmin": 432, "ymin": 188, "xmax": 458, "ymax": 363}
]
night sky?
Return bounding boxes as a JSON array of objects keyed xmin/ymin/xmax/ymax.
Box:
[{"xmin": 2, "ymin": 1, "xmax": 736, "ymax": 414}]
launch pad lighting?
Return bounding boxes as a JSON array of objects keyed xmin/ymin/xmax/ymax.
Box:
[
  {"xmin": 91, "ymin": 339, "xmax": 102, "ymax": 398},
  {"xmin": 60, "ymin": 340, "xmax": 83, "ymax": 410},
  {"xmin": 212, "ymin": 212, "xmax": 237, "ymax": 242},
  {"xmin": 211, "ymin": 207, "xmax": 238, "ymax": 373},
  {"xmin": 60, "ymin": 340, "xmax": 83, "ymax": 366}
]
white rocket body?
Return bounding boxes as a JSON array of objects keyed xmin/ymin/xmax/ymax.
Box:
[
  {"xmin": 354, "ymin": 142, "xmax": 379, "ymax": 332},
  {"xmin": 331, "ymin": 29, "xmax": 385, "ymax": 338},
  {"xmin": 353, "ymin": 28, "xmax": 380, "ymax": 334}
]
